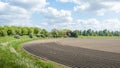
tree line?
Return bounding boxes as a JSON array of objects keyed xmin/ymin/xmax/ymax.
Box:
[{"xmin": 0, "ymin": 26, "xmax": 120, "ymax": 38}]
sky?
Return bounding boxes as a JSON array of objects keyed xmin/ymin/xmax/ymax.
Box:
[{"xmin": 0, "ymin": 0, "xmax": 120, "ymax": 31}]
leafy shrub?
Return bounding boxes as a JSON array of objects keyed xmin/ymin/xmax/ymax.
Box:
[
  {"xmin": 36, "ymin": 34, "xmax": 41, "ymax": 38},
  {"xmin": 41, "ymin": 34, "xmax": 46, "ymax": 38},
  {"xmin": 64, "ymin": 35, "xmax": 68, "ymax": 38},
  {"xmin": 29, "ymin": 34, "xmax": 33, "ymax": 38},
  {"xmin": 14, "ymin": 35, "xmax": 20, "ymax": 39},
  {"xmin": 71, "ymin": 32, "xmax": 78, "ymax": 38},
  {"xmin": 0, "ymin": 30, "xmax": 7, "ymax": 37}
]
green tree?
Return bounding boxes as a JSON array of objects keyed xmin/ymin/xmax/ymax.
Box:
[
  {"xmin": 34, "ymin": 27, "xmax": 40, "ymax": 35},
  {"xmin": 51, "ymin": 29, "xmax": 59, "ymax": 38},
  {"xmin": 0, "ymin": 30, "xmax": 7, "ymax": 37},
  {"xmin": 27, "ymin": 28, "xmax": 33, "ymax": 35},
  {"xmin": 15, "ymin": 27, "xmax": 22, "ymax": 35},
  {"xmin": 73, "ymin": 30, "xmax": 79, "ymax": 36},
  {"xmin": 59, "ymin": 29, "xmax": 71, "ymax": 37},
  {"xmin": 79, "ymin": 30, "xmax": 82, "ymax": 36},
  {"xmin": 40, "ymin": 29, "xmax": 49, "ymax": 37},
  {"xmin": 21, "ymin": 27, "xmax": 28, "ymax": 35},
  {"xmin": 103, "ymin": 29, "xmax": 109, "ymax": 36},
  {"xmin": 71, "ymin": 30, "xmax": 79, "ymax": 38},
  {"xmin": 87, "ymin": 29, "xmax": 92, "ymax": 36},
  {"xmin": 2, "ymin": 26, "xmax": 14, "ymax": 36},
  {"xmin": 82, "ymin": 30, "xmax": 87, "ymax": 36}
]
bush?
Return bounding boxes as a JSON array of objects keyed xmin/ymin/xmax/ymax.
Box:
[
  {"xmin": 71, "ymin": 32, "xmax": 78, "ymax": 38},
  {"xmin": 29, "ymin": 34, "xmax": 33, "ymax": 38},
  {"xmin": 64, "ymin": 35, "xmax": 68, "ymax": 38},
  {"xmin": 36, "ymin": 34, "xmax": 41, "ymax": 38},
  {"xmin": 0, "ymin": 30, "xmax": 7, "ymax": 37},
  {"xmin": 41, "ymin": 34, "xmax": 47, "ymax": 38},
  {"xmin": 14, "ymin": 35, "xmax": 20, "ymax": 39}
]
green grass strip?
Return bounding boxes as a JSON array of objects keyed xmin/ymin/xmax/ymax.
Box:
[{"xmin": 0, "ymin": 36, "xmax": 54, "ymax": 68}]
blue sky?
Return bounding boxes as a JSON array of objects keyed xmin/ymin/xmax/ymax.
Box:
[{"xmin": 0, "ymin": 0, "xmax": 120, "ymax": 31}]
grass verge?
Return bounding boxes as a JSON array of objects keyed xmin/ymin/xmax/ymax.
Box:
[{"xmin": 0, "ymin": 36, "xmax": 54, "ymax": 68}]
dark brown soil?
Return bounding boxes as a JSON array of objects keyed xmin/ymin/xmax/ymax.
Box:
[{"xmin": 23, "ymin": 39, "xmax": 120, "ymax": 68}]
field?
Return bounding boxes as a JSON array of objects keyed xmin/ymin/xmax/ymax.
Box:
[{"xmin": 23, "ymin": 38, "xmax": 120, "ymax": 68}]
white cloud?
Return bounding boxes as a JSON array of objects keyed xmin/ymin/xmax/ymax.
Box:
[
  {"xmin": 58, "ymin": 0, "xmax": 120, "ymax": 16},
  {"xmin": 75, "ymin": 18, "xmax": 120, "ymax": 31},
  {"xmin": 95, "ymin": 1, "xmax": 120, "ymax": 16},
  {"xmin": 2, "ymin": 0, "xmax": 49, "ymax": 10},
  {"xmin": 74, "ymin": 2, "xmax": 90, "ymax": 11},
  {"xmin": 96, "ymin": 9, "xmax": 105, "ymax": 16},
  {"xmin": 99, "ymin": 1, "xmax": 120, "ymax": 14},
  {"xmin": 75, "ymin": 18, "xmax": 101, "ymax": 30},
  {"xmin": 0, "ymin": 0, "xmax": 48, "ymax": 26},
  {"xmin": 56, "ymin": 0, "xmax": 70, "ymax": 2},
  {"xmin": 57, "ymin": 0, "xmax": 81, "ymax": 4},
  {"xmin": 37, "ymin": 17, "xmax": 120, "ymax": 31},
  {"xmin": 39, "ymin": 7, "xmax": 73, "ymax": 24},
  {"xmin": 0, "ymin": 2, "xmax": 30, "ymax": 25},
  {"xmin": 102, "ymin": 19, "xmax": 120, "ymax": 31},
  {"xmin": 35, "ymin": 7, "xmax": 74, "ymax": 30}
]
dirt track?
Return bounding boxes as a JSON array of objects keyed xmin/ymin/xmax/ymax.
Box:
[{"xmin": 23, "ymin": 38, "xmax": 120, "ymax": 68}]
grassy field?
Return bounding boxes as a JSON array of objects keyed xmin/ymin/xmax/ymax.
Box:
[{"xmin": 0, "ymin": 36, "xmax": 55, "ymax": 68}]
